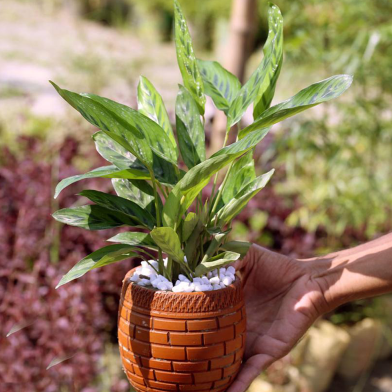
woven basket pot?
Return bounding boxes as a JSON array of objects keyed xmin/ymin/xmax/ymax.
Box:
[{"xmin": 118, "ymin": 268, "xmax": 246, "ymax": 392}]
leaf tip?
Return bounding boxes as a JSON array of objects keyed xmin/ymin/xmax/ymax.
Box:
[
  {"xmin": 49, "ymin": 80, "xmax": 59, "ymax": 91},
  {"xmin": 55, "ymin": 281, "xmax": 63, "ymax": 289}
]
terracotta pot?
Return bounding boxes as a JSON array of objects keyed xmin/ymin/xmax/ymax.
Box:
[{"xmin": 118, "ymin": 268, "xmax": 246, "ymax": 392}]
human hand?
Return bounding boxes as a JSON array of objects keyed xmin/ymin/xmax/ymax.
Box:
[{"xmin": 228, "ymin": 244, "xmax": 330, "ymax": 392}]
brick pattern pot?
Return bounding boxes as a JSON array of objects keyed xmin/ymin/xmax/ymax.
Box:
[{"xmin": 118, "ymin": 268, "xmax": 246, "ymax": 392}]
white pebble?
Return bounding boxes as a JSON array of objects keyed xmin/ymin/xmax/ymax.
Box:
[
  {"xmin": 130, "ymin": 273, "xmax": 139, "ymax": 282},
  {"xmin": 227, "ymin": 266, "xmax": 236, "ymax": 275},
  {"xmin": 178, "ymin": 274, "xmax": 190, "ymax": 283},
  {"xmin": 212, "ymin": 284, "xmax": 221, "ymax": 290},
  {"xmin": 157, "ymin": 282, "xmax": 168, "ymax": 290},
  {"xmin": 226, "ymin": 272, "xmax": 235, "ymax": 281},
  {"xmin": 222, "ymin": 276, "xmax": 233, "ymax": 286},
  {"xmin": 219, "ymin": 268, "xmax": 227, "ymax": 276},
  {"xmin": 209, "ymin": 276, "xmax": 220, "ymax": 285},
  {"xmin": 172, "ymin": 285, "xmax": 185, "ymax": 293}
]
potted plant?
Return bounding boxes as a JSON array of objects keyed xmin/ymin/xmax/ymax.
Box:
[{"xmin": 52, "ymin": 1, "xmax": 352, "ymax": 391}]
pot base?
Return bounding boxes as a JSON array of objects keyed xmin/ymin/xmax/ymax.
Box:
[{"xmin": 118, "ymin": 268, "xmax": 246, "ymax": 392}]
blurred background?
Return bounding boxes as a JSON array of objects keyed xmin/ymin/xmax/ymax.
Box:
[{"xmin": 1, "ymin": 0, "xmax": 392, "ymax": 391}]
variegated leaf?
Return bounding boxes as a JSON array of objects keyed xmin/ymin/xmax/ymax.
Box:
[
  {"xmin": 174, "ymin": 0, "xmax": 205, "ymax": 115},
  {"xmin": 137, "ymin": 76, "xmax": 176, "ymax": 149},
  {"xmin": 112, "ymin": 178, "xmax": 162, "ymax": 215},
  {"xmin": 108, "ymin": 232, "xmax": 157, "ymax": 249},
  {"xmin": 239, "ymin": 75, "xmax": 353, "ymax": 139},
  {"xmin": 217, "ymin": 151, "xmax": 256, "ymax": 211},
  {"xmin": 56, "ymin": 245, "xmax": 138, "ymax": 287},
  {"xmin": 195, "ymin": 251, "xmax": 240, "ymax": 276},
  {"xmin": 216, "ymin": 169, "xmax": 275, "ymax": 225},
  {"xmin": 52, "ymin": 205, "xmax": 137, "ymax": 230},
  {"xmin": 54, "ymin": 165, "xmax": 150, "ymax": 199},
  {"xmin": 197, "ymin": 60, "xmax": 241, "ymax": 113},
  {"xmin": 226, "ymin": 52, "xmax": 271, "ymax": 128},
  {"xmin": 80, "ymin": 190, "xmax": 156, "ymax": 229},
  {"xmin": 253, "ymin": 3, "xmax": 284, "ymax": 118},
  {"xmin": 176, "ymin": 85, "xmax": 206, "ymax": 169},
  {"xmin": 51, "ymin": 82, "xmax": 153, "ymax": 166},
  {"xmin": 83, "ymin": 93, "xmax": 178, "ymax": 165}
]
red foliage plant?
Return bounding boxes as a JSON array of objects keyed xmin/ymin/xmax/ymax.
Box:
[{"xmin": 0, "ymin": 136, "xmax": 133, "ymax": 391}]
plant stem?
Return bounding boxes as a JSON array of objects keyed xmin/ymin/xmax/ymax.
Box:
[
  {"xmin": 149, "ymin": 170, "xmax": 164, "ymax": 274},
  {"xmin": 157, "ymin": 182, "xmax": 168, "ymax": 199},
  {"xmin": 210, "ymin": 160, "xmax": 234, "ymax": 217},
  {"xmin": 209, "ymin": 125, "xmax": 230, "ymax": 213}
]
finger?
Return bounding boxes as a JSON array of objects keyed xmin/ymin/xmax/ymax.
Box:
[
  {"xmin": 233, "ymin": 243, "xmax": 259, "ymax": 270},
  {"xmin": 227, "ymin": 354, "xmax": 273, "ymax": 392}
]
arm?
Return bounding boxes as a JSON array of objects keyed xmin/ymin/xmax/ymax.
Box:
[
  {"xmin": 228, "ymin": 233, "xmax": 392, "ymax": 392},
  {"xmin": 310, "ymin": 232, "xmax": 392, "ymax": 310}
]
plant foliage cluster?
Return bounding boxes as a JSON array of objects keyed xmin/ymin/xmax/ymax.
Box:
[{"xmin": 52, "ymin": 1, "xmax": 352, "ymax": 286}]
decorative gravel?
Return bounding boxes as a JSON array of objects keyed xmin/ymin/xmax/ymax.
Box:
[{"xmin": 130, "ymin": 259, "xmax": 236, "ymax": 292}]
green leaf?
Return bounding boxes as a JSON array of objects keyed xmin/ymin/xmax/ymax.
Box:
[
  {"xmin": 197, "ymin": 60, "xmax": 241, "ymax": 113},
  {"xmin": 137, "ymin": 76, "xmax": 177, "ymax": 149},
  {"xmin": 80, "ymin": 190, "xmax": 156, "ymax": 229},
  {"xmin": 56, "ymin": 245, "xmax": 138, "ymax": 288},
  {"xmin": 253, "ymin": 3, "xmax": 284, "ymax": 118},
  {"xmin": 93, "ymin": 131, "xmax": 146, "ymax": 171},
  {"xmin": 150, "ymin": 227, "xmax": 185, "ymax": 263},
  {"xmin": 221, "ymin": 241, "xmax": 252, "ymax": 258},
  {"xmin": 162, "ymin": 127, "xmax": 270, "ymax": 228},
  {"xmin": 83, "ymin": 93, "xmax": 178, "ymax": 165},
  {"xmin": 52, "ymin": 205, "xmax": 137, "ymax": 230},
  {"xmin": 239, "ymin": 75, "xmax": 353, "ymax": 139},
  {"xmin": 50, "ymin": 82, "xmax": 153, "ymax": 166},
  {"xmin": 216, "ymin": 169, "xmax": 275, "ymax": 225},
  {"xmin": 112, "ymin": 179, "xmax": 161, "ymax": 216},
  {"xmin": 174, "ymin": 0, "xmax": 205, "ymax": 115},
  {"xmin": 195, "ymin": 251, "xmax": 240, "ymax": 276},
  {"xmin": 211, "ymin": 127, "xmax": 270, "ymax": 157},
  {"xmin": 107, "ymin": 232, "xmax": 157, "ymax": 249},
  {"xmin": 203, "ymin": 231, "xmax": 230, "ymax": 261},
  {"xmin": 220, "ymin": 151, "xmax": 256, "ymax": 208},
  {"xmin": 176, "ymin": 85, "xmax": 206, "ymax": 169},
  {"xmin": 54, "ymin": 165, "xmax": 150, "ymax": 199},
  {"xmin": 182, "ymin": 212, "xmax": 198, "ymax": 242},
  {"xmin": 226, "ymin": 50, "xmax": 272, "ymax": 128},
  {"xmin": 93, "ymin": 131, "xmax": 177, "ymax": 187}
]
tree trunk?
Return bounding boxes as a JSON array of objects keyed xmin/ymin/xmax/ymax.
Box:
[{"xmin": 210, "ymin": 0, "xmax": 258, "ymax": 153}]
